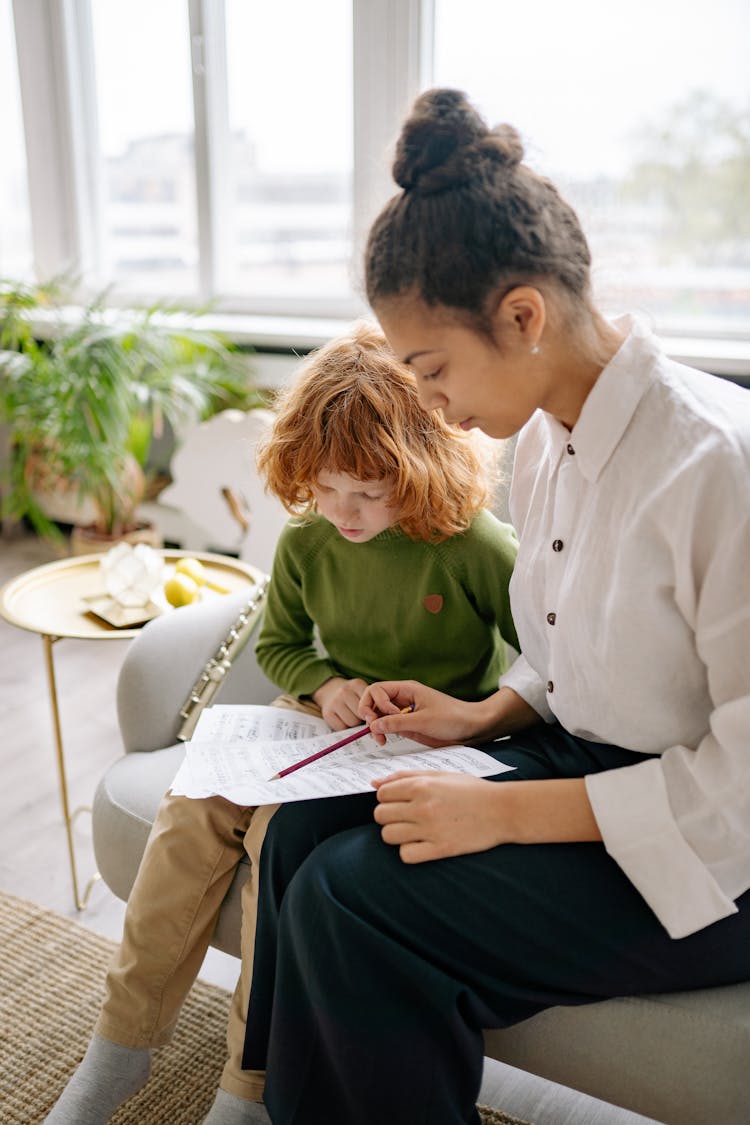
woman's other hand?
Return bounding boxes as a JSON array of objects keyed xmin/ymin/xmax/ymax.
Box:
[
  {"xmin": 313, "ymin": 677, "xmax": 370, "ymax": 730},
  {"xmin": 373, "ymin": 770, "xmax": 602, "ymax": 859},
  {"xmin": 372, "ymin": 771, "xmax": 507, "ymax": 861}
]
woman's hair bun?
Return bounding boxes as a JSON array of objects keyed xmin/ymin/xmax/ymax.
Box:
[{"xmin": 393, "ymin": 88, "xmax": 524, "ymax": 194}]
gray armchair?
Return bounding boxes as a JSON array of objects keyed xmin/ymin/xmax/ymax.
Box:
[{"xmin": 93, "ymin": 591, "xmax": 750, "ymax": 1125}]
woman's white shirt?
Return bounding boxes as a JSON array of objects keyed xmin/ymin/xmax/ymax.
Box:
[{"xmin": 499, "ymin": 315, "xmax": 750, "ymax": 938}]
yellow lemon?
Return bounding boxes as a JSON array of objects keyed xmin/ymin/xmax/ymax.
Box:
[
  {"xmin": 175, "ymin": 556, "xmax": 229, "ymax": 594},
  {"xmin": 164, "ymin": 573, "xmax": 200, "ymax": 607},
  {"xmin": 175, "ymin": 557, "xmax": 207, "ymax": 585}
]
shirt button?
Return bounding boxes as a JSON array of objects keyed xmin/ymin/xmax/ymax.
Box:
[
  {"xmin": 552, "ymin": 539, "xmax": 564, "ymax": 552},
  {"xmin": 546, "ymin": 680, "xmax": 554, "ymax": 693},
  {"xmin": 567, "ymin": 443, "xmax": 575, "ymax": 455},
  {"xmin": 546, "ymin": 612, "xmax": 556, "ymax": 625}
]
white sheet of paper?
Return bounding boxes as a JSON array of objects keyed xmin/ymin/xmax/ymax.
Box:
[
  {"xmin": 169, "ymin": 704, "xmax": 514, "ymax": 805},
  {"xmin": 188, "ymin": 704, "xmax": 330, "ymax": 745}
]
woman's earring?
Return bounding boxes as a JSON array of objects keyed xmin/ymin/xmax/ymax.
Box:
[{"xmin": 530, "ymin": 344, "xmax": 540, "ymax": 356}]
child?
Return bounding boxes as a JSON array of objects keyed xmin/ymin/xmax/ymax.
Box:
[
  {"xmin": 46, "ymin": 320, "xmax": 518, "ymax": 1125},
  {"xmin": 254, "ymin": 320, "xmax": 519, "ymax": 728}
]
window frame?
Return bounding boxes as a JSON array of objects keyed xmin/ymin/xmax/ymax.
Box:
[
  {"xmin": 9, "ymin": 0, "xmax": 750, "ymax": 376},
  {"xmin": 11, "ymin": 0, "xmax": 429, "ymax": 318}
]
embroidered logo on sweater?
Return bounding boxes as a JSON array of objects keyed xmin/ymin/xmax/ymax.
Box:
[{"xmin": 423, "ymin": 594, "xmax": 444, "ymax": 614}]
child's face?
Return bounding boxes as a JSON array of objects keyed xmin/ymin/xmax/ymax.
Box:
[{"xmin": 312, "ymin": 469, "xmax": 398, "ymax": 543}]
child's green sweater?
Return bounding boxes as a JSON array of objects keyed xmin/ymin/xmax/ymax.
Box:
[{"xmin": 256, "ymin": 510, "xmax": 519, "ymax": 703}]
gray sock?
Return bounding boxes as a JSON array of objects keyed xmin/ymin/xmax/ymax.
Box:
[
  {"xmin": 45, "ymin": 1033, "xmax": 151, "ymax": 1124},
  {"xmin": 203, "ymin": 1088, "xmax": 271, "ymax": 1124}
]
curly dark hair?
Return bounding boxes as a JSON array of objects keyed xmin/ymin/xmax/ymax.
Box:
[{"xmin": 365, "ymin": 88, "xmax": 593, "ymax": 331}]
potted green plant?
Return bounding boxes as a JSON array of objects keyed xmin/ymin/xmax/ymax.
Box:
[{"xmin": 0, "ymin": 280, "xmax": 262, "ymax": 551}]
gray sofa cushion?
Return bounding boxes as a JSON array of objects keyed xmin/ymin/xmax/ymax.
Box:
[{"xmin": 484, "ymin": 984, "xmax": 750, "ymax": 1125}]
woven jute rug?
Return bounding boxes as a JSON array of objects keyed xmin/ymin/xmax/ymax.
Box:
[{"xmin": 0, "ymin": 891, "xmax": 530, "ymax": 1124}]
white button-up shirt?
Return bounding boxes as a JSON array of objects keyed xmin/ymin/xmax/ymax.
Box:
[{"xmin": 499, "ymin": 315, "xmax": 750, "ymax": 938}]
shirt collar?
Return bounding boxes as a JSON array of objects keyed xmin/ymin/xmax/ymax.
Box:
[{"xmin": 542, "ymin": 315, "xmax": 659, "ymax": 484}]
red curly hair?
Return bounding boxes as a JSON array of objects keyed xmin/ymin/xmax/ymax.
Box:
[{"xmin": 257, "ymin": 321, "xmax": 490, "ymax": 542}]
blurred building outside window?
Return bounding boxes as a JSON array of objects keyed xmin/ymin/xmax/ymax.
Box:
[
  {"xmin": 223, "ymin": 0, "xmax": 353, "ymax": 305},
  {"xmin": 432, "ymin": 0, "xmax": 750, "ymax": 339},
  {"xmin": 90, "ymin": 0, "xmax": 198, "ymax": 297}
]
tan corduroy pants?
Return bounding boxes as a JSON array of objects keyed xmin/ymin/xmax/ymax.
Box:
[{"xmin": 96, "ymin": 695, "xmax": 321, "ymax": 1101}]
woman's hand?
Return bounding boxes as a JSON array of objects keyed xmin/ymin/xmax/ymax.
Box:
[
  {"xmin": 313, "ymin": 677, "xmax": 370, "ymax": 730},
  {"xmin": 373, "ymin": 772, "xmax": 603, "ymax": 861},
  {"xmin": 359, "ymin": 681, "xmax": 539, "ymax": 747},
  {"xmin": 372, "ymin": 771, "xmax": 508, "ymax": 861},
  {"xmin": 358, "ymin": 680, "xmax": 487, "ymax": 747}
]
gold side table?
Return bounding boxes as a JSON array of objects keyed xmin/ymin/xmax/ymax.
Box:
[{"xmin": 0, "ymin": 549, "xmax": 262, "ymax": 910}]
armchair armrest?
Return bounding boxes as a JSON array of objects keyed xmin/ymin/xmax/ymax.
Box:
[{"xmin": 117, "ymin": 589, "xmax": 278, "ymax": 753}]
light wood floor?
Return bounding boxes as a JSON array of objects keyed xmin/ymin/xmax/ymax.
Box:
[{"xmin": 0, "ymin": 528, "xmax": 240, "ymax": 993}]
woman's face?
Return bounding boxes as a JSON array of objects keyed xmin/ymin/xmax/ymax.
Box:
[{"xmin": 376, "ymin": 295, "xmax": 548, "ymax": 440}]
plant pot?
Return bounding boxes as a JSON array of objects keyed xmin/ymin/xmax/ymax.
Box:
[
  {"xmin": 69, "ymin": 521, "xmax": 163, "ymax": 557},
  {"xmin": 25, "ymin": 449, "xmax": 148, "ymax": 536},
  {"xmin": 24, "ymin": 450, "xmax": 102, "ymax": 528}
]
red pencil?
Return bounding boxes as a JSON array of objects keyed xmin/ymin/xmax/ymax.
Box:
[{"xmin": 270, "ymin": 704, "xmax": 414, "ymax": 781}]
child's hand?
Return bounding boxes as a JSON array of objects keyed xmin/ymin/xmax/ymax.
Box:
[{"xmin": 313, "ymin": 676, "xmax": 370, "ymax": 731}]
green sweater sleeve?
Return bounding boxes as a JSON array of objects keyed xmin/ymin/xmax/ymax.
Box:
[
  {"xmin": 255, "ymin": 522, "xmax": 339, "ymax": 697},
  {"xmin": 442, "ymin": 509, "xmax": 519, "ymax": 659}
]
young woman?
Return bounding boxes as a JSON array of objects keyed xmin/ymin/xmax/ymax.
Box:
[
  {"xmin": 237, "ymin": 90, "xmax": 750, "ymax": 1124},
  {"xmin": 45, "ymin": 320, "xmax": 518, "ymax": 1125}
]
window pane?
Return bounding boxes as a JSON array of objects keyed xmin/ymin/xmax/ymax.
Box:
[
  {"xmin": 433, "ymin": 0, "xmax": 750, "ymax": 336},
  {"xmin": 0, "ymin": 0, "xmax": 33, "ymax": 278},
  {"xmin": 90, "ymin": 0, "xmax": 197, "ymax": 297},
  {"xmin": 224, "ymin": 0, "xmax": 353, "ymax": 306}
]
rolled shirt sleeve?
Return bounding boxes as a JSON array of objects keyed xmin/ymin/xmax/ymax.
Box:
[
  {"xmin": 588, "ymin": 512, "xmax": 750, "ymax": 939},
  {"xmin": 585, "ymin": 756, "xmax": 740, "ymax": 939}
]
